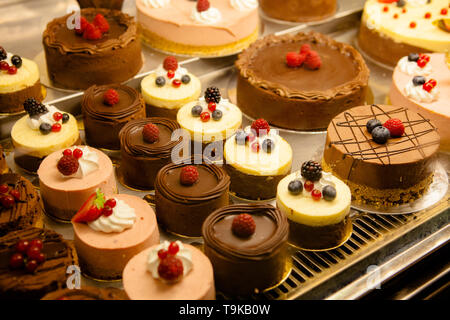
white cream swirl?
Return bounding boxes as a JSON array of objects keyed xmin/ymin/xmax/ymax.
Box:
[
  {"xmin": 404, "ymin": 81, "xmax": 439, "ymax": 103},
  {"xmin": 143, "ymin": 0, "xmax": 170, "ymax": 8},
  {"xmin": 191, "ymin": 6, "xmax": 222, "ymax": 25},
  {"xmin": 194, "ymin": 96, "xmax": 231, "ymax": 115},
  {"xmin": 60, "ymin": 146, "xmax": 99, "ymax": 179},
  {"xmin": 292, "ymin": 171, "xmax": 336, "ymax": 200},
  {"xmin": 155, "ymin": 64, "xmax": 188, "ymax": 83},
  {"xmin": 147, "ymin": 241, "xmax": 193, "ymax": 281},
  {"xmin": 398, "ymin": 56, "xmax": 432, "ymax": 76},
  {"xmin": 27, "ymin": 105, "xmax": 63, "ymax": 130},
  {"xmin": 88, "ymin": 198, "xmax": 136, "ymax": 233},
  {"xmin": 230, "ymin": 0, "xmax": 258, "ymax": 11}
]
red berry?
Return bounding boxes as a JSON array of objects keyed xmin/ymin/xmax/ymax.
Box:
[
  {"xmin": 73, "ymin": 148, "xmax": 83, "ymax": 159},
  {"xmin": 142, "ymin": 123, "xmax": 160, "ymax": 143},
  {"xmin": 93, "ymin": 13, "xmax": 110, "ymax": 33},
  {"xmin": 0, "ymin": 184, "xmax": 8, "ymax": 193},
  {"xmin": 196, "ymin": 0, "xmax": 210, "ymax": 12},
  {"xmin": 27, "ymin": 245, "xmax": 42, "ymax": 260},
  {"xmin": 441, "ymin": 8, "xmax": 448, "ymax": 15},
  {"xmin": 63, "ymin": 149, "xmax": 72, "ymax": 156},
  {"xmin": 428, "ymin": 79, "xmax": 437, "ymax": 87},
  {"xmin": 26, "ymin": 260, "xmax": 39, "ymax": 273},
  {"xmin": 208, "ymin": 102, "xmax": 216, "ymax": 112},
  {"xmin": 424, "ymin": 12, "xmax": 431, "ymax": 19},
  {"xmin": 383, "ymin": 118, "xmax": 405, "ymax": 137},
  {"xmin": 286, "ymin": 52, "xmax": 305, "ymax": 68},
  {"xmin": 7, "ymin": 66, "xmax": 17, "ymax": 75},
  {"xmin": 158, "ymin": 249, "xmax": 168, "ymax": 260},
  {"xmin": 9, "ymin": 253, "xmax": 24, "ymax": 269},
  {"xmin": 419, "ymin": 54, "xmax": 430, "ymax": 62},
  {"xmin": 393, "ymin": 13, "xmax": 398, "ymax": 19},
  {"xmin": 15, "ymin": 240, "xmax": 30, "ymax": 254},
  {"xmin": 231, "ymin": 213, "xmax": 256, "ymax": 238},
  {"xmin": 0, "ymin": 61, "xmax": 9, "ymax": 71},
  {"xmin": 246, "ymin": 133, "xmax": 256, "ymax": 143},
  {"xmin": 402, "ymin": 8, "xmax": 407, "ymax": 13},
  {"xmin": 383, "ymin": 6, "xmax": 388, "ymax": 12},
  {"xmin": 180, "ymin": 165, "xmax": 199, "ymax": 185},
  {"xmin": 251, "ymin": 118, "xmax": 270, "ymax": 137},
  {"xmin": 57, "ymin": 155, "xmax": 79, "ymax": 176},
  {"xmin": 82, "ymin": 22, "xmax": 102, "ymax": 40},
  {"xmin": 163, "ymin": 56, "xmax": 178, "ymax": 71},
  {"xmin": 417, "ymin": 58, "xmax": 427, "ymax": 68},
  {"xmin": 172, "ymin": 79, "xmax": 181, "ymax": 88},
  {"xmin": 409, "ymin": 22, "xmax": 416, "ymax": 28},
  {"xmin": 36, "ymin": 252, "xmax": 46, "ymax": 264},
  {"xmin": 101, "ymin": 205, "xmax": 113, "ymax": 217},
  {"xmin": 158, "ymin": 256, "xmax": 184, "ymax": 281},
  {"xmin": 167, "ymin": 70, "xmax": 175, "ymax": 79},
  {"xmin": 422, "ymin": 82, "xmax": 434, "ymax": 93},
  {"xmin": 311, "ymin": 189, "xmax": 322, "ymax": 201},
  {"xmin": 168, "ymin": 242, "xmax": 179, "ymax": 255},
  {"xmin": 75, "ymin": 16, "xmax": 88, "ymax": 35},
  {"xmin": 105, "ymin": 198, "xmax": 116, "ymax": 209},
  {"xmin": 103, "ymin": 88, "xmax": 120, "ymax": 106},
  {"xmin": 304, "ymin": 180, "xmax": 314, "ymax": 192},
  {"xmin": 200, "ymin": 111, "xmax": 210, "ymax": 122},
  {"xmin": 9, "ymin": 189, "xmax": 20, "ymax": 201},
  {"xmin": 1, "ymin": 195, "xmax": 15, "ymax": 208},
  {"xmin": 53, "ymin": 112, "xmax": 63, "ymax": 122},
  {"xmin": 300, "ymin": 44, "xmax": 311, "ymax": 54},
  {"xmin": 29, "ymin": 238, "xmax": 43, "ymax": 251},
  {"xmin": 304, "ymin": 50, "xmax": 322, "ymax": 70},
  {"xmin": 251, "ymin": 142, "xmax": 260, "ymax": 153},
  {"xmin": 51, "ymin": 123, "xmax": 61, "ymax": 132}
]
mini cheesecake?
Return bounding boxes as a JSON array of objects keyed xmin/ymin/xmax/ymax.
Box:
[
  {"xmin": 276, "ymin": 162, "xmax": 352, "ymax": 251},
  {"xmin": 38, "ymin": 146, "xmax": 117, "ymax": 222},
  {"xmin": 141, "ymin": 56, "xmax": 201, "ymax": 119},
  {"xmin": 154, "ymin": 158, "xmax": 230, "ymax": 237},
  {"xmin": 11, "ymin": 100, "xmax": 80, "ymax": 173},
  {"xmin": 224, "ymin": 119, "xmax": 292, "ymax": 200},
  {"xmin": 72, "ymin": 192, "xmax": 160, "ymax": 281},
  {"xmin": 202, "ymin": 204, "xmax": 289, "ymax": 296},
  {"xmin": 0, "ymin": 47, "xmax": 43, "ymax": 114},
  {"xmin": 123, "ymin": 241, "xmax": 215, "ymax": 300},
  {"xmin": 82, "ymin": 84, "xmax": 146, "ymax": 150},
  {"xmin": 42, "ymin": 286, "xmax": 128, "ymax": 300}
]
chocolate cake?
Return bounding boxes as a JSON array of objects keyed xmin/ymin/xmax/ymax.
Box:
[
  {"xmin": 154, "ymin": 158, "xmax": 230, "ymax": 237},
  {"xmin": 0, "ymin": 173, "xmax": 43, "ymax": 237},
  {"xmin": 43, "ymin": 8, "xmax": 142, "ymax": 90},
  {"xmin": 82, "ymin": 84, "xmax": 146, "ymax": 150},
  {"xmin": 202, "ymin": 204, "xmax": 289, "ymax": 296},
  {"xmin": 235, "ymin": 31, "xmax": 369, "ymax": 130},
  {"xmin": 260, "ymin": 0, "xmax": 336, "ymax": 23},
  {"xmin": 119, "ymin": 117, "xmax": 183, "ymax": 190},
  {"xmin": 42, "ymin": 286, "xmax": 128, "ymax": 300},
  {"xmin": 77, "ymin": 0, "xmax": 124, "ymax": 10},
  {"xmin": 0, "ymin": 228, "xmax": 78, "ymax": 300},
  {"xmin": 323, "ymin": 104, "xmax": 440, "ymax": 206}
]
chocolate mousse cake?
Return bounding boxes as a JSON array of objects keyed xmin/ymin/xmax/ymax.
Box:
[
  {"xmin": 259, "ymin": 0, "xmax": 336, "ymax": 23},
  {"xmin": 0, "ymin": 228, "xmax": 78, "ymax": 300},
  {"xmin": 77, "ymin": 0, "xmax": 124, "ymax": 10},
  {"xmin": 0, "ymin": 173, "xmax": 43, "ymax": 237},
  {"xmin": 43, "ymin": 8, "xmax": 142, "ymax": 90},
  {"xmin": 235, "ymin": 31, "xmax": 369, "ymax": 130},
  {"xmin": 202, "ymin": 204, "xmax": 289, "ymax": 296},
  {"xmin": 82, "ymin": 84, "xmax": 146, "ymax": 150},
  {"xmin": 42, "ymin": 286, "xmax": 128, "ymax": 300},
  {"xmin": 154, "ymin": 158, "xmax": 230, "ymax": 237},
  {"xmin": 119, "ymin": 117, "xmax": 183, "ymax": 190},
  {"xmin": 323, "ymin": 104, "xmax": 441, "ymax": 206}
]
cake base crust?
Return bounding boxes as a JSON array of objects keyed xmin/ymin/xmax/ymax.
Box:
[{"xmin": 0, "ymin": 80, "xmax": 43, "ymax": 114}]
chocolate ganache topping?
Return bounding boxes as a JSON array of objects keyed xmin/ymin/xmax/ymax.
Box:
[
  {"xmin": 235, "ymin": 31, "xmax": 369, "ymax": 100},
  {"xmin": 119, "ymin": 118, "xmax": 181, "ymax": 159},
  {"xmin": 43, "ymin": 8, "xmax": 138, "ymax": 55},
  {"xmin": 202, "ymin": 204, "xmax": 288, "ymax": 261},
  {"xmin": 155, "ymin": 157, "xmax": 230, "ymax": 205},
  {"xmin": 82, "ymin": 84, "xmax": 145, "ymax": 121}
]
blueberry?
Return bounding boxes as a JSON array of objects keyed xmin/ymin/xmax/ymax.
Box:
[
  {"xmin": 155, "ymin": 76, "xmax": 166, "ymax": 87},
  {"xmin": 371, "ymin": 126, "xmax": 390, "ymax": 144},
  {"xmin": 11, "ymin": 55, "xmax": 22, "ymax": 68},
  {"xmin": 191, "ymin": 105, "xmax": 202, "ymax": 117},
  {"xmin": 408, "ymin": 53, "xmax": 420, "ymax": 62},
  {"xmin": 396, "ymin": 0, "xmax": 406, "ymax": 7},
  {"xmin": 212, "ymin": 109, "xmax": 222, "ymax": 121},
  {"xmin": 262, "ymin": 139, "xmax": 275, "ymax": 153},
  {"xmin": 412, "ymin": 76, "xmax": 426, "ymax": 86},
  {"xmin": 39, "ymin": 123, "xmax": 52, "ymax": 135},
  {"xmin": 288, "ymin": 180, "xmax": 303, "ymax": 195},
  {"xmin": 366, "ymin": 119, "xmax": 382, "ymax": 133},
  {"xmin": 322, "ymin": 185, "xmax": 337, "ymax": 201},
  {"xmin": 62, "ymin": 113, "xmax": 70, "ymax": 124},
  {"xmin": 0, "ymin": 47, "xmax": 6, "ymax": 61},
  {"xmin": 235, "ymin": 130, "xmax": 247, "ymax": 145},
  {"xmin": 181, "ymin": 75, "xmax": 191, "ymax": 84}
]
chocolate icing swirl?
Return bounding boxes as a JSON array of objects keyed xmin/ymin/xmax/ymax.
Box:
[
  {"xmin": 119, "ymin": 117, "xmax": 181, "ymax": 159},
  {"xmin": 202, "ymin": 204, "xmax": 289, "ymax": 261},
  {"xmin": 235, "ymin": 31, "xmax": 369, "ymax": 100},
  {"xmin": 43, "ymin": 8, "xmax": 138, "ymax": 55}
]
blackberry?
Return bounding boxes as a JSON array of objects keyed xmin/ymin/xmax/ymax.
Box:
[
  {"xmin": 301, "ymin": 160, "xmax": 322, "ymax": 182},
  {"xmin": 204, "ymin": 86, "xmax": 221, "ymax": 104},
  {"xmin": 23, "ymin": 98, "xmax": 47, "ymax": 117},
  {"xmin": 0, "ymin": 47, "xmax": 6, "ymax": 61}
]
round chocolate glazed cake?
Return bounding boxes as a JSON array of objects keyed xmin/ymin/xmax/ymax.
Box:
[
  {"xmin": 235, "ymin": 31, "xmax": 369, "ymax": 130},
  {"xmin": 202, "ymin": 203, "xmax": 289, "ymax": 296},
  {"xmin": 260, "ymin": 0, "xmax": 337, "ymax": 23},
  {"xmin": 43, "ymin": 8, "xmax": 142, "ymax": 90}
]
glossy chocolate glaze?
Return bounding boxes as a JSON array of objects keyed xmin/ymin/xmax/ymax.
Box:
[{"xmin": 260, "ymin": 0, "xmax": 336, "ymax": 23}]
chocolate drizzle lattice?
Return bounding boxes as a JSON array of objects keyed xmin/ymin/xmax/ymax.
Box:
[{"xmin": 330, "ymin": 105, "xmax": 440, "ymax": 165}]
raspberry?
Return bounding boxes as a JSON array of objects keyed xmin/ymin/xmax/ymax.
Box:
[
  {"xmin": 180, "ymin": 165, "xmax": 199, "ymax": 185},
  {"xmin": 57, "ymin": 155, "xmax": 79, "ymax": 176},
  {"xmin": 251, "ymin": 118, "xmax": 270, "ymax": 137},
  {"xmin": 168, "ymin": 241, "xmax": 179, "ymax": 255},
  {"xmin": 286, "ymin": 52, "xmax": 306, "ymax": 68},
  {"xmin": 232, "ymin": 214, "xmax": 256, "ymax": 238},
  {"xmin": 142, "ymin": 123, "xmax": 160, "ymax": 143},
  {"xmin": 103, "ymin": 89, "xmax": 120, "ymax": 105},
  {"xmin": 304, "ymin": 50, "xmax": 322, "ymax": 70},
  {"xmin": 83, "ymin": 23, "xmax": 102, "ymax": 40},
  {"xmin": 75, "ymin": 16, "xmax": 88, "ymax": 35},
  {"xmin": 197, "ymin": 0, "xmax": 210, "ymax": 12},
  {"xmin": 300, "ymin": 44, "xmax": 311, "ymax": 54},
  {"xmin": 158, "ymin": 256, "xmax": 184, "ymax": 282},
  {"xmin": 163, "ymin": 56, "xmax": 178, "ymax": 71},
  {"xmin": 93, "ymin": 13, "xmax": 110, "ymax": 33},
  {"xmin": 383, "ymin": 118, "xmax": 405, "ymax": 138}
]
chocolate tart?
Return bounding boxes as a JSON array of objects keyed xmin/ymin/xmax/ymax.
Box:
[
  {"xmin": 43, "ymin": 8, "xmax": 142, "ymax": 90},
  {"xmin": 77, "ymin": 0, "xmax": 124, "ymax": 10},
  {"xmin": 82, "ymin": 84, "xmax": 146, "ymax": 150},
  {"xmin": 154, "ymin": 158, "xmax": 230, "ymax": 237},
  {"xmin": 0, "ymin": 228, "xmax": 78, "ymax": 300},
  {"xmin": 323, "ymin": 104, "xmax": 440, "ymax": 206},
  {"xmin": 202, "ymin": 204, "xmax": 289, "ymax": 296},
  {"xmin": 42, "ymin": 286, "xmax": 128, "ymax": 300},
  {"xmin": 260, "ymin": 0, "xmax": 336, "ymax": 23},
  {"xmin": 119, "ymin": 117, "xmax": 183, "ymax": 190},
  {"xmin": 235, "ymin": 31, "xmax": 369, "ymax": 130},
  {"xmin": 0, "ymin": 173, "xmax": 43, "ymax": 237}
]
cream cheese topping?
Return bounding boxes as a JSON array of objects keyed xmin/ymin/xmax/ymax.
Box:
[
  {"xmin": 404, "ymin": 81, "xmax": 439, "ymax": 102},
  {"xmin": 230, "ymin": 0, "xmax": 258, "ymax": 11},
  {"xmin": 191, "ymin": 6, "xmax": 222, "ymax": 25},
  {"xmin": 398, "ymin": 56, "xmax": 432, "ymax": 76},
  {"xmin": 60, "ymin": 146, "xmax": 99, "ymax": 179},
  {"xmin": 0, "ymin": 53, "xmax": 40, "ymax": 94},
  {"xmin": 147, "ymin": 241, "xmax": 193, "ymax": 280},
  {"xmin": 88, "ymin": 198, "xmax": 136, "ymax": 233},
  {"xmin": 27, "ymin": 105, "xmax": 62, "ymax": 130}
]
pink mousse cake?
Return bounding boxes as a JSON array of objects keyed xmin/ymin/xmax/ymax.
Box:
[
  {"xmin": 390, "ymin": 53, "xmax": 450, "ymax": 152},
  {"xmin": 37, "ymin": 146, "xmax": 116, "ymax": 221},
  {"xmin": 73, "ymin": 192, "xmax": 160, "ymax": 280},
  {"xmin": 123, "ymin": 242, "xmax": 215, "ymax": 300}
]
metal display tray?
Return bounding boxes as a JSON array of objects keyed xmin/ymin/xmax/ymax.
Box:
[{"xmin": 0, "ymin": 0, "xmax": 449, "ymax": 300}]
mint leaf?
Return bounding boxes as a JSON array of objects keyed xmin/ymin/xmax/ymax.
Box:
[{"xmin": 94, "ymin": 188, "xmax": 106, "ymax": 209}]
